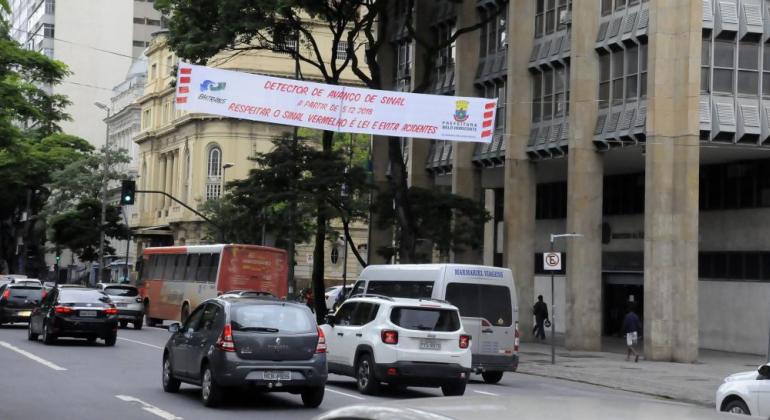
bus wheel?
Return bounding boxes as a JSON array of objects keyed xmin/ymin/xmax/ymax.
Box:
[{"xmin": 181, "ymin": 303, "xmax": 190, "ymax": 324}]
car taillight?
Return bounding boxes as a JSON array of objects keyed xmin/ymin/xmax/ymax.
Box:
[
  {"xmin": 459, "ymin": 334, "xmax": 471, "ymax": 349},
  {"xmin": 104, "ymin": 307, "xmax": 118, "ymax": 315},
  {"xmin": 41, "ymin": 290, "xmax": 47, "ymax": 299},
  {"xmin": 381, "ymin": 330, "xmax": 398, "ymax": 345},
  {"xmin": 216, "ymin": 324, "xmax": 236, "ymax": 352},
  {"xmin": 54, "ymin": 306, "xmax": 73, "ymax": 314},
  {"xmin": 1, "ymin": 290, "xmax": 9, "ymax": 300},
  {"xmin": 315, "ymin": 327, "xmax": 327, "ymax": 353},
  {"xmin": 514, "ymin": 321, "xmax": 520, "ymax": 353}
]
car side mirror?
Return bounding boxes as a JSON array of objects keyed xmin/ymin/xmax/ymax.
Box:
[
  {"xmin": 168, "ymin": 323, "xmax": 181, "ymax": 334},
  {"xmin": 759, "ymin": 364, "xmax": 770, "ymax": 378},
  {"xmin": 325, "ymin": 315, "xmax": 336, "ymax": 327}
]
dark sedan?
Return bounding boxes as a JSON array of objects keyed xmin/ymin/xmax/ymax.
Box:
[
  {"xmin": 0, "ymin": 284, "xmax": 46, "ymax": 325},
  {"xmin": 28, "ymin": 287, "xmax": 119, "ymax": 346},
  {"xmin": 162, "ymin": 296, "xmax": 327, "ymax": 407}
]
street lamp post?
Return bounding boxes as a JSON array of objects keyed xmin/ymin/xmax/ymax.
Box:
[
  {"xmin": 94, "ymin": 101, "xmax": 111, "ymax": 284},
  {"xmin": 548, "ymin": 232, "xmax": 583, "ymax": 365}
]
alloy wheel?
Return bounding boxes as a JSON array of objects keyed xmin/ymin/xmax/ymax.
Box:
[
  {"xmin": 358, "ymin": 360, "xmax": 370, "ymax": 389},
  {"xmin": 202, "ymin": 369, "xmax": 212, "ymax": 401}
]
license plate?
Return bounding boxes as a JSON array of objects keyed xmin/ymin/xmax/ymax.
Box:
[
  {"xmin": 261, "ymin": 371, "xmax": 292, "ymax": 381},
  {"xmin": 17, "ymin": 311, "xmax": 30, "ymax": 317},
  {"xmin": 419, "ymin": 339, "xmax": 441, "ymax": 351},
  {"xmin": 79, "ymin": 310, "xmax": 97, "ymax": 317}
]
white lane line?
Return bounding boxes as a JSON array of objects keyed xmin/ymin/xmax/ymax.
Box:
[
  {"xmin": 326, "ymin": 387, "xmax": 366, "ymax": 400},
  {"xmin": 0, "ymin": 341, "xmax": 66, "ymax": 371},
  {"xmin": 473, "ymin": 390, "xmax": 499, "ymax": 396},
  {"xmin": 115, "ymin": 395, "xmax": 182, "ymax": 420},
  {"xmin": 117, "ymin": 337, "xmax": 163, "ymax": 350}
]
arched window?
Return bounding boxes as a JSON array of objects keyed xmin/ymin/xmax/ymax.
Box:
[{"xmin": 206, "ymin": 145, "xmax": 222, "ymax": 200}]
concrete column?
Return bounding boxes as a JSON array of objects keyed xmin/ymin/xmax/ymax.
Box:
[
  {"xmin": 158, "ymin": 155, "xmax": 167, "ymax": 210},
  {"xmin": 450, "ymin": 0, "xmax": 483, "ymax": 264},
  {"xmin": 483, "ymin": 189, "xmax": 495, "ymax": 266},
  {"xmin": 165, "ymin": 153, "xmax": 173, "ymax": 209},
  {"xmin": 565, "ymin": 0, "xmax": 603, "ymax": 351},
  {"xmin": 643, "ymin": 0, "xmax": 701, "ymax": 362},
  {"xmin": 169, "ymin": 152, "xmax": 176, "ymax": 201},
  {"xmin": 505, "ymin": 0, "xmax": 537, "ymax": 340}
]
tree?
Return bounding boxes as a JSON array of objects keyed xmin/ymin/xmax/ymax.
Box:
[{"xmin": 49, "ymin": 199, "xmax": 130, "ymax": 262}]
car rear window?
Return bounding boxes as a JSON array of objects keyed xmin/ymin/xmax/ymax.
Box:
[
  {"xmin": 103, "ymin": 286, "xmax": 138, "ymax": 297},
  {"xmin": 366, "ymin": 281, "xmax": 433, "ymax": 299},
  {"xmin": 59, "ymin": 290, "xmax": 111, "ymax": 304},
  {"xmin": 445, "ymin": 283, "xmax": 512, "ymax": 327},
  {"xmin": 390, "ymin": 307, "xmax": 461, "ymax": 332},
  {"xmin": 230, "ymin": 304, "xmax": 314, "ymax": 334},
  {"xmin": 9, "ymin": 286, "xmax": 43, "ymax": 297}
]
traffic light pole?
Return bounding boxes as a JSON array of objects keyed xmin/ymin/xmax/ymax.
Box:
[{"xmin": 135, "ymin": 190, "xmax": 224, "ymax": 241}]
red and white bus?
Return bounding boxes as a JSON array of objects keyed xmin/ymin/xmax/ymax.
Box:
[{"xmin": 137, "ymin": 244, "xmax": 288, "ymax": 326}]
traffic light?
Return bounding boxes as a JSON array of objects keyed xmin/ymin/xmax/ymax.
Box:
[{"xmin": 120, "ymin": 180, "xmax": 136, "ymax": 205}]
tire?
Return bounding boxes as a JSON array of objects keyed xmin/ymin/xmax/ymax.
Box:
[
  {"xmin": 133, "ymin": 318, "xmax": 143, "ymax": 330},
  {"xmin": 119, "ymin": 320, "xmax": 129, "ymax": 329},
  {"xmin": 27, "ymin": 322, "xmax": 38, "ymax": 341},
  {"xmin": 162, "ymin": 355, "xmax": 181, "ymax": 393},
  {"xmin": 201, "ymin": 365, "xmax": 224, "ymax": 407},
  {"xmin": 481, "ymin": 371, "xmax": 504, "ymax": 384},
  {"xmin": 180, "ymin": 304, "xmax": 190, "ymax": 324},
  {"xmin": 441, "ymin": 381, "xmax": 467, "ymax": 396},
  {"xmin": 104, "ymin": 333, "xmax": 117, "ymax": 347},
  {"xmin": 355, "ymin": 354, "xmax": 380, "ymax": 395},
  {"xmin": 300, "ymin": 387, "xmax": 324, "ymax": 408},
  {"xmin": 723, "ymin": 399, "xmax": 751, "ymax": 415},
  {"xmin": 42, "ymin": 323, "xmax": 56, "ymax": 345}
]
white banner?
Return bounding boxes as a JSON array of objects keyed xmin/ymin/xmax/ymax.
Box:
[{"xmin": 175, "ymin": 63, "xmax": 496, "ymax": 143}]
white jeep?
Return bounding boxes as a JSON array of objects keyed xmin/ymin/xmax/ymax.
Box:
[{"xmin": 321, "ymin": 295, "xmax": 472, "ymax": 396}]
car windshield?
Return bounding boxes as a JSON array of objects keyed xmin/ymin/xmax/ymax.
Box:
[
  {"xmin": 230, "ymin": 304, "xmax": 314, "ymax": 334},
  {"xmin": 59, "ymin": 290, "xmax": 111, "ymax": 304},
  {"xmin": 103, "ymin": 286, "xmax": 138, "ymax": 297},
  {"xmin": 366, "ymin": 281, "xmax": 433, "ymax": 299},
  {"xmin": 390, "ymin": 307, "xmax": 461, "ymax": 331},
  {"xmin": 445, "ymin": 283, "xmax": 512, "ymax": 327}
]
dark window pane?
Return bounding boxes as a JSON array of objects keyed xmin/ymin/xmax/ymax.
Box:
[
  {"xmin": 728, "ymin": 253, "xmax": 745, "ymax": 279},
  {"xmin": 702, "ymin": 38, "xmax": 711, "ymax": 66},
  {"xmin": 764, "ymin": 43, "xmax": 770, "ymax": 69},
  {"xmin": 231, "ymin": 304, "xmax": 314, "ymax": 333},
  {"xmin": 627, "ymin": 46, "xmax": 639, "ymax": 73},
  {"xmin": 627, "ymin": 75, "xmax": 638, "ymax": 99},
  {"xmin": 445, "ymin": 283, "xmax": 513, "ymax": 327},
  {"xmin": 702, "ymin": 67, "xmax": 711, "ymax": 93},
  {"xmin": 738, "ymin": 70, "xmax": 758, "ymax": 95},
  {"xmin": 746, "ymin": 253, "xmax": 760, "ymax": 279},
  {"xmin": 599, "ymin": 82, "xmax": 610, "ymax": 107},
  {"xmin": 613, "ymin": 78, "xmax": 624, "ymax": 102},
  {"xmin": 602, "ymin": 0, "xmax": 612, "ymax": 15},
  {"xmin": 599, "ymin": 53, "xmax": 611, "ymax": 81},
  {"xmin": 763, "ymin": 73, "xmax": 770, "ymax": 97},
  {"xmin": 612, "ymin": 52, "xmax": 623, "ymax": 78},
  {"xmin": 739, "ymin": 41, "xmax": 759, "ymax": 69},
  {"xmin": 640, "ymin": 72, "xmax": 647, "ymax": 97},
  {"xmin": 714, "ymin": 40, "xmax": 735, "ymax": 67},
  {"xmin": 367, "ymin": 281, "xmax": 434, "ymax": 298},
  {"xmin": 103, "ymin": 286, "xmax": 138, "ymax": 297},
  {"xmin": 390, "ymin": 307, "xmax": 461, "ymax": 331},
  {"xmin": 713, "ymin": 68, "xmax": 733, "ymax": 93}
]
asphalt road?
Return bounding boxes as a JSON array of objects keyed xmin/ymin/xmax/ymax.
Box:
[{"xmin": 0, "ymin": 322, "xmax": 687, "ymax": 420}]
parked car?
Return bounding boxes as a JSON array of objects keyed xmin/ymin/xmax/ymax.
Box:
[
  {"xmin": 97, "ymin": 283, "xmax": 144, "ymax": 330},
  {"xmin": 28, "ymin": 288, "xmax": 118, "ymax": 346},
  {"xmin": 0, "ymin": 283, "xmax": 46, "ymax": 325},
  {"xmin": 716, "ymin": 363, "xmax": 770, "ymax": 416},
  {"xmin": 0, "ymin": 274, "xmax": 27, "ymax": 286},
  {"xmin": 324, "ymin": 285, "xmax": 352, "ymax": 311},
  {"xmin": 162, "ymin": 295, "xmax": 328, "ymax": 407},
  {"xmin": 9, "ymin": 278, "xmax": 42, "ymax": 286},
  {"xmin": 321, "ymin": 296, "xmax": 471, "ymax": 396}
]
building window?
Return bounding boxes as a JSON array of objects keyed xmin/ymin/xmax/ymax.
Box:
[
  {"xmin": 738, "ymin": 40, "xmax": 759, "ymax": 96},
  {"xmin": 532, "ymin": 71, "xmax": 542, "ymax": 122},
  {"xmin": 611, "ymin": 51, "xmax": 624, "ymax": 105},
  {"xmin": 536, "ymin": 182, "xmax": 567, "ymax": 219},
  {"xmin": 142, "ymin": 109, "xmax": 151, "ymax": 130},
  {"xmin": 764, "ymin": 43, "xmax": 770, "ymax": 97},
  {"xmin": 42, "ymin": 24, "xmax": 54, "ymax": 38},
  {"xmin": 272, "ymin": 33, "xmax": 298, "ymax": 54},
  {"xmin": 336, "ymin": 41, "xmax": 349, "ymax": 61},
  {"xmin": 545, "ymin": 0, "xmax": 556, "ymax": 34},
  {"xmin": 713, "ymin": 37, "xmax": 735, "ymax": 94},
  {"xmin": 554, "ymin": 65, "xmax": 566, "ymax": 116},
  {"xmin": 498, "ymin": 8, "xmax": 508, "ymax": 50},
  {"xmin": 601, "ymin": 0, "xmax": 613, "ymax": 16},
  {"xmin": 599, "ymin": 52, "xmax": 610, "ymax": 108},
  {"xmin": 626, "ymin": 45, "xmax": 639, "ymax": 100},
  {"xmin": 615, "ymin": 0, "xmax": 626, "ymax": 11},
  {"xmin": 535, "ymin": 0, "xmax": 545, "ymax": 38},
  {"xmin": 395, "ymin": 41, "xmax": 412, "ymax": 85},
  {"xmin": 491, "ymin": 81, "xmax": 506, "ymax": 130},
  {"xmin": 206, "ymin": 146, "xmax": 223, "ymax": 200},
  {"xmin": 640, "ymin": 43, "xmax": 648, "ymax": 98},
  {"xmin": 45, "ymin": 0, "xmax": 55, "ymax": 14},
  {"xmin": 543, "ymin": 68, "xmax": 554, "ymax": 120},
  {"xmin": 702, "ymin": 36, "xmax": 711, "ymax": 93}
]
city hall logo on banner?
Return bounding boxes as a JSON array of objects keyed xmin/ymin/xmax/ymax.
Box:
[
  {"xmin": 200, "ymin": 80, "xmax": 227, "ymax": 92},
  {"xmin": 453, "ymin": 100, "xmax": 469, "ymax": 122}
]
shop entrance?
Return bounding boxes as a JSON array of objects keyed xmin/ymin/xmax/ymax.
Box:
[{"xmin": 602, "ymin": 273, "xmax": 643, "ymax": 337}]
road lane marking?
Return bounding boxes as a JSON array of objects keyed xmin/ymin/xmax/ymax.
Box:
[
  {"xmin": 473, "ymin": 390, "xmax": 499, "ymax": 396},
  {"xmin": 117, "ymin": 337, "xmax": 163, "ymax": 350},
  {"xmin": 0, "ymin": 341, "xmax": 66, "ymax": 371},
  {"xmin": 326, "ymin": 387, "xmax": 366, "ymax": 400},
  {"xmin": 115, "ymin": 395, "xmax": 182, "ymax": 420}
]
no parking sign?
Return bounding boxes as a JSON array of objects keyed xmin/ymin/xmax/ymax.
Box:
[{"xmin": 543, "ymin": 252, "xmax": 562, "ymax": 271}]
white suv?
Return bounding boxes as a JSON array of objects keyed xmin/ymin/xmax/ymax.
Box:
[{"xmin": 321, "ymin": 296, "xmax": 472, "ymax": 396}]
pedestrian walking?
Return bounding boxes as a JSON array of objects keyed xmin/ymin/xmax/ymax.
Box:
[
  {"xmin": 532, "ymin": 295, "xmax": 549, "ymax": 340},
  {"xmin": 623, "ymin": 304, "xmax": 642, "ymax": 362},
  {"xmin": 304, "ymin": 289, "xmax": 314, "ymax": 313}
]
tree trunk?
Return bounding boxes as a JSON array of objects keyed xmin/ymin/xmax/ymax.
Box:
[
  {"xmin": 310, "ymin": 130, "xmax": 335, "ymax": 322},
  {"xmin": 387, "ymin": 139, "xmax": 418, "ymax": 263}
]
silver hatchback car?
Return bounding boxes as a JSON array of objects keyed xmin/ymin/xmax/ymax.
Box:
[{"xmin": 97, "ymin": 283, "xmax": 144, "ymax": 329}]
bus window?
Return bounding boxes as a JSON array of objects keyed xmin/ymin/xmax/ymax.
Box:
[
  {"xmin": 185, "ymin": 254, "xmax": 199, "ymax": 280},
  {"xmin": 197, "ymin": 254, "xmax": 211, "ymax": 282},
  {"xmin": 208, "ymin": 253, "xmax": 220, "ymax": 283},
  {"xmin": 173, "ymin": 255, "xmax": 187, "ymax": 280},
  {"xmin": 163, "ymin": 255, "xmax": 176, "ymax": 280}
]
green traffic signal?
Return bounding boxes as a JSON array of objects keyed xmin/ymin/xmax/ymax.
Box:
[{"xmin": 120, "ymin": 180, "xmax": 136, "ymax": 205}]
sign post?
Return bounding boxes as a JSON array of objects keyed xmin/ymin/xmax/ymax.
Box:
[{"xmin": 547, "ymin": 233, "xmax": 583, "ymax": 365}]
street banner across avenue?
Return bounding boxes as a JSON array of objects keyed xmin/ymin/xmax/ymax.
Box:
[{"xmin": 175, "ymin": 63, "xmax": 497, "ymax": 143}]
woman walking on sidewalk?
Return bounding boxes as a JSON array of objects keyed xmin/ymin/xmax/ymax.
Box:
[{"xmin": 623, "ymin": 305, "xmax": 642, "ymax": 362}]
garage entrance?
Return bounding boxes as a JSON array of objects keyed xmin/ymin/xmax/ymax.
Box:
[{"xmin": 602, "ymin": 272, "xmax": 643, "ymax": 337}]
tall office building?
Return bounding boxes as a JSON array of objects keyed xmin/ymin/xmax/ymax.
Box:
[
  {"xmin": 372, "ymin": 0, "xmax": 770, "ymax": 360},
  {"xmin": 8, "ymin": 0, "xmax": 162, "ymax": 146}
]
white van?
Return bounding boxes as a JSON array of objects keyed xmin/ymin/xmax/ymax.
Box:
[{"xmin": 349, "ymin": 264, "xmax": 519, "ymax": 384}]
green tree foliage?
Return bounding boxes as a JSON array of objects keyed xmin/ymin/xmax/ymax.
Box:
[{"xmin": 49, "ymin": 199, "xmax": 130, "ymax": 262}]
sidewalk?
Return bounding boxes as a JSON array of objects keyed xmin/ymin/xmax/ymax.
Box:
[{"xmin": 516, "ymin": 337, "xmax": 767, "ymax": 406}]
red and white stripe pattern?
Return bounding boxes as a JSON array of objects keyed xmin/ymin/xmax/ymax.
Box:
[
  {"xmin": 176, "ymin": 67, "xmax": 192, "ymax": 104},
  {"xmin": 481, "ymin": 101, "xmax": 496, "ymax": 139}
]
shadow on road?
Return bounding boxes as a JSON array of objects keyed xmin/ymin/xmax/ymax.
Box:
[
  {"xmin": 171, "ymin": 386, "xmax": 320, "ymax": 411},
  {"xmin": 325, "ymin": 378, "xmax": 437, "ymax": 399}
]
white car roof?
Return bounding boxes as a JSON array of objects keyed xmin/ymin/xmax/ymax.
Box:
[{"xmin": 359, "ymin": 264, "xmax": 512, "ymax": 281}]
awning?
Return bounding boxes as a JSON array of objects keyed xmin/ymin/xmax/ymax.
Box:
[{"xmin": 132, "ymin": 225, "xmax": 173, "ymax": 236}]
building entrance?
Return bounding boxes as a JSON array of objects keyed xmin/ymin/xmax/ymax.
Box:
[{"xmin": 602, "ymin": 273, "xmax": 643, "ymax": 337}]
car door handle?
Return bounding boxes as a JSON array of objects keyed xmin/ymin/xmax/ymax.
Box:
[
  {"xmin": 355, "ymin": 333, "xmax": 362, "ymax": 337},
  {"xmin": 482, "ymin": 329, "xmax": 494, "ymax": 334},
  {"xmin": 337, "ymin": 332, "xmax": 344, "ymax": 336}
]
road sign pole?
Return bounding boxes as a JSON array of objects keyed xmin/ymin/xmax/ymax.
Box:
[{"xmin": 550, "ymin": 239, "xmax": 555, "ymax": 365}]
